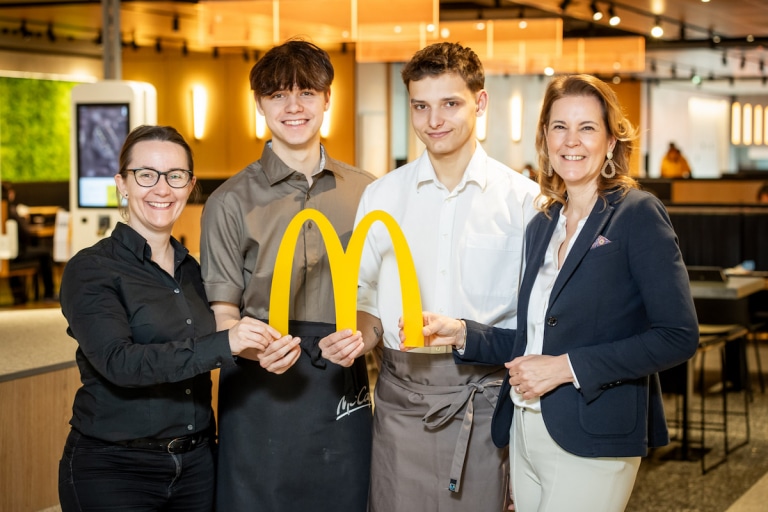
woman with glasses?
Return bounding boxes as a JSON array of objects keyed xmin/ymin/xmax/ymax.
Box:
[{"xmin": 58, "ymin": 125, "xmax": 275, "ymax": 512}]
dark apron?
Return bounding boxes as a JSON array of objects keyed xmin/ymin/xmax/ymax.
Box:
[{"xmin": 215, "ymin": 320, "xmax": 372, "ymax": 512}]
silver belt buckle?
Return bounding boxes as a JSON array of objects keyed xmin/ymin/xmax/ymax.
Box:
[{"xmin": 166, "ymin": 437, "xmax": 190, "ymax": 453}]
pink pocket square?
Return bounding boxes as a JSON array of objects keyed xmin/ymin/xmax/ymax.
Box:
[{"xmin": 590, "ymin": 235, "xmax": 612, "ymax": 249}]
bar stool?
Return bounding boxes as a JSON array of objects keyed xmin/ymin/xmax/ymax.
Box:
[{"xmin": 695, "ymin": 324, "xmax": 750, "ymax": 474}]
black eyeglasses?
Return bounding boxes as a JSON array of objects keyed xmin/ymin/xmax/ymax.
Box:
[{"xmin": 127, "ymin": 168, "xmax": 193, "ymax": 188}]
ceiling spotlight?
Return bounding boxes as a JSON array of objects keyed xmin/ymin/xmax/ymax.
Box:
[
  {"xmin": 46, "ymin": 22, "xmax": 56, "ymax": 42},
  {"xmin": 517, "ymin": 8, "xmax": 528, "ymax": 29},
  {"xmin": 722, "ymin": 51, "xmax": 728, "ymax": 66},
  {"xmin": 242, "ymin": 48, "xmax": 249, "ymax": 62},
  {"xmin": 94, "ymin": 29, "xmax": 102, "ymax": 45},
  {"xmin": 212, "ymin": 46, "xmax": 219, "ymax": 59},
  {"xmin": 740, "ymin": 54, "xmax": 746, "ymax": 69},
  {"xmin": 591, "ymin": 1, "xmax": 603, "ymax": 21},
  {"xmin": 670, "ymin": 64, "xmax": 677, "ymax": 78},
  {"xmin": 172, "ymin": 14, "xmax": 179, "ymax": 32},
  {"xmin": 650, "ymin": 60, "xmax": 657, "ymax": 73},
  {"xmin": 608, "ymin": 5, "xmax": 620, "ymax": 26},
  {"xmin": 155, "ymin": 37, "xmax": 162, "ymax": 53},
  {"xmin": 131, "ymin": 34, "xmax": 139, "ymax": 51},
  {"xmin": 651, "ymin": 17, "xmax": 663, "ymax": 38},
  {"xmin": 182, "ymin": 40, "xmax": 188, "ymax": 56},
  {"xmin": 679, "ymin": 22, "xmax": 686, "ymax": 40},
  {"xmin": 559, "ymin": 0, "xmax": 572, "ymax": 12},
  {"xmin": 19, "ymin": 20, "xmax": 32, "ymax": 40}
]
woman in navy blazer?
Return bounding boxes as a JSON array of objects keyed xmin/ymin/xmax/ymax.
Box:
[{"xmin": 408, "ymin": 74, "xmax": 699, "ymax": 511}]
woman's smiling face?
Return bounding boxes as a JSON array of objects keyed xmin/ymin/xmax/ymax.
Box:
[
  {"xmin": 545, "ymin": 94, "xmax": 616, "ymax": 188},
  {"xmin": 115, "ymin": 139, "xmax": 194, "ymax": 238}
]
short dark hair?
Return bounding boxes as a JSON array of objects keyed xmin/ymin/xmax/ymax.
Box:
[
  {"xmin": 1, "ymin": 181, "xmax": 13, "ymax": 202},
  {"xmin": 116, "ymin": 125, "xmax": 198, "ymax": 217},
  {"xmin": 758, "ymin": 182, "xmax": 768, "ymax": 201},
  {"xmin": 401, "ymin": 42, "xmax": 484, "ymax": 93},
  {"xmin": 118, "ymin": 125, "xmax": 193, "ymax": 177},
  {"xmin": 249, "ymin": 38, "xmax": 334, "ymax": 96}
]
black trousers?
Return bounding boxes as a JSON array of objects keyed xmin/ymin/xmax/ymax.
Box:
[{"xmin": 58, "ymin": 429, "xmax": 215, "ymax": 512}]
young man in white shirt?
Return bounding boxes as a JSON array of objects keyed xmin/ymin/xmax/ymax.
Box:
[{"xmin": 320, "ymin": 42, "xmax": 540, "ymax": 511}]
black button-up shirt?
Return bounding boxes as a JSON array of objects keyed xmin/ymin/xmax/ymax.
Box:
[{"xmin": 60, "ymin": 222, "xmax": 234, "ymax": 442}]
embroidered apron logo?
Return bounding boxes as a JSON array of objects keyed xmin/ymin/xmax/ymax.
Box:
[{"xmin": 336, "ymin": 386, "xmax": 372, "ymax": 420}]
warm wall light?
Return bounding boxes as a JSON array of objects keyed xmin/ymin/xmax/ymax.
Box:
[
  {"xmin": 743, "ymin": 103, "xmax": 753, "ymax": 145},
  {"xmin": 510, "ymin": 95, "xmax": 522, "ymax": 142},
  {"xmin": 192, "ymin": 85, "xmax": 207, "ymax": 140},
  {"xmin": 476, "ymin": 110, "xmax": 487, "ymax": 141},
  {"xmin": 765, "ymin": 108, "xmax": 768, "ymax": 146},
  {"xmin": 254, "ymin": 103, "xmax": 267, "ymax": 139},
  {"xmin": 731, "ymin": 102, "xmax": 741, "ymax": 145},
  {"xmin": 755, "ymin": 105, "xmax": 764, "ymax": 145},
  {"xmin": 320, "ymin": 107, "xmax": 331, "ymax": 138}
]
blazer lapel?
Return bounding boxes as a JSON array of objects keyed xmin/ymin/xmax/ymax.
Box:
[
  {"xmin": 548, "ymin": 193, "xmax": 618, "ymax": 308},
  {"xmin": 519, "ymin": 206, "xmax": 560, "ymax": 311}
]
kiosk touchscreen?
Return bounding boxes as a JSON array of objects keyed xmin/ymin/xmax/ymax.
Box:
[{"xmin": 69, "ymin": 81, "xmax": 156, "ymax": 255}]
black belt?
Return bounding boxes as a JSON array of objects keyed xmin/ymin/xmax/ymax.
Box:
[{"xmin": 115, "ymin": 433, "xmax": 208, "ymax": 454}]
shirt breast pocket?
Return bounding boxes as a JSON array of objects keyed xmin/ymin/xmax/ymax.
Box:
[{"xmin": 461, "ymin": 233, "xmax": 522, "ymax": 300}]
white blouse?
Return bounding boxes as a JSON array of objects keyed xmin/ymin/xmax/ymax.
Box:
[{"xmin": 512, "ymin": 211, "xmax": 588, "ymax": 411}]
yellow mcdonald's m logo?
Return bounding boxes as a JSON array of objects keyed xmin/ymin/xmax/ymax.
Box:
[{"xmin": 269, "ymin": 208, "xmax": 424, "ymax": 347}]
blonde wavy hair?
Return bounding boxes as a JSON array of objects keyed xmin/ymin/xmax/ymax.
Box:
[{"xmin": 535, "ymin": 74, "xmax": 638, "ymax": 213}]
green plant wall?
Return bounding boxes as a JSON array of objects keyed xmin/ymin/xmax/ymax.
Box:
[{"xmin": 0, "ymin": 76, "xmax": 76, "ymax": 182}]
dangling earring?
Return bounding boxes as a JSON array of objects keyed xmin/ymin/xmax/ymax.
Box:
[
  {"xmin": 545, "ymin": 163, "xmax": 554, "ymax": 177},
  {"xmin": 601, "ymin": 151, "xmax": 616, "ymax": 179}
]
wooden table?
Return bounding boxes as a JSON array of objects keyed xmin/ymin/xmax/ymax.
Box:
[{"xmin": 689, "ymin": 276, "xmax": 766, "ymax": 300}]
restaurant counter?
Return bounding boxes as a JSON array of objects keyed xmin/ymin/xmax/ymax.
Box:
[
  {"xmin": 665, "ymin": 205, "xmax": 768, "ymax": 271},
  {"xmin": 0, "ymin": 308, "xmax": 79, "ymax": 512}
]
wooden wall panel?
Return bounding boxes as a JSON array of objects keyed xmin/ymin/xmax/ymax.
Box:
[
  {"xmin": 122, "ymin": 48, "xmax": 357, "ymax": 179},
  {"xmin": 0, "ymin": 367, "xmax": 80, "ymax": 512}
]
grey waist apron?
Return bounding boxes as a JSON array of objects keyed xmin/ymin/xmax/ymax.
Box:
[
  {"xmin": 369, "ymin": 347, "xmax": 510, "ymax": 512},
  {"xmin": 215, "ymin": 320, "xmax": 372, "ymax": 512}
]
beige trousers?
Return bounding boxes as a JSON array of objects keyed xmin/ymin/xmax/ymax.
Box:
[{"xmin": 511, "ymin": 407, "xmax": 641, "ymax": 512}]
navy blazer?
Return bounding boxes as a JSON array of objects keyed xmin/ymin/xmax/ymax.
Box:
[{"xmin": 459, "ymin": 188, "xmax": 699, "ymax": 457}]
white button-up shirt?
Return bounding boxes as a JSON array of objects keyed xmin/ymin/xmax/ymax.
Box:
[
  {"xmin": 356, "ymin": 145, "xmax": 540, "ymax": 350},
  {"xmin": 513, "ymin": 212, "xmax": 587, "ymax": 411}
]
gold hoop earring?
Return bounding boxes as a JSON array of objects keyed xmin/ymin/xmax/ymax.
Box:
[{"xmin": 601, "ymin": 151, "xmax": 616, "ymax": 179}]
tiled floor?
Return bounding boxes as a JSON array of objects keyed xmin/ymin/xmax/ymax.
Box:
[{"xmin": 627, "ymin": 343, "xmax": 768, "ymax": 512}]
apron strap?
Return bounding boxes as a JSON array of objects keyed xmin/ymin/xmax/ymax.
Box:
[{"xmin": 421, "ymin": 379, "xmax": 503, "ymax": 493}]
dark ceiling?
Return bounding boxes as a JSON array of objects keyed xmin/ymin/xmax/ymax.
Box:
[{"xmin": 0, "ymin": 0, "xmax": 766, "ymax": 94}]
